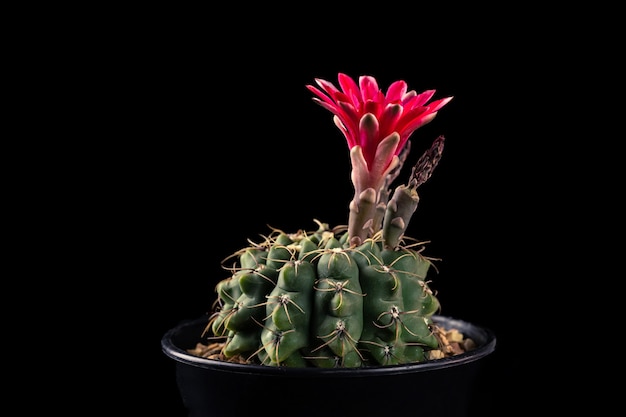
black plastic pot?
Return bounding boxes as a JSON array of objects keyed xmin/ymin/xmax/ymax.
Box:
[{"xmin": 162, "ymin": 315, "xmax": 496, "ymax": 417}]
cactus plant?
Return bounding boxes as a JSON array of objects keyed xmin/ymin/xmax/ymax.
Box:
[{"xmin": 193, "ymin": 73, "xmax": 465, "ymax": 368}]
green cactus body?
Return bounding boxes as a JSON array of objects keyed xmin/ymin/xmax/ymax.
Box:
[
  {"xmin": 210, "ymin": 246, "xmax": 268, "ymax": 340},
  {"xmin": 224, "ymin": 269, "xmax": 272, "ymax": 331},
  {"xmin": 209, "ymin": 223, "xmax": 446, "ymax": 368},
  {"xmin": 238, "ymin": 246, "xmax": 268, "ymax": 269},
  {"xmin": 210, "ymin": 274, "xmax": 243, "ymax": 337},
  {"xmin": 264, "ymin": 233, "xmax": 294, "ymax": 269},
  {"xmin": 350, "ymin": 238, "xmax": 425, "ymax": 365},
  {"xmin": 219, "ymin": 234, "xmax": 296, "ymax": 358},
  {"xmin": 311, "ymin": 238, "xmax": 364, "ymax": 367},
  {"xmin": 380, "ymin": 249, "xmax": 440, "ymax": 322},
  {"xmin": 351, "ymin": 238, "xmax": 382, "ymax": 270},
  {"xmin": 378, "ymin": 249, "xmax": 441, "ymax": 355},
  {"xmin": 221, "ymin": 267, "xmax": 275, "ymax": 357},
  {"xmin": 260, "ymin": 259, "xmax": 316, "ymax": 365},
  {"xmin": 358, "ymin": 260, "xmax": 405, "ymax": 364},
  {"xmin": 297, "ymin": 236, "xmax": 321, "ymax": 263}
]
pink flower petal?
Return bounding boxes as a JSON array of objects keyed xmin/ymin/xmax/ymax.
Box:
[{"xmin": 386, "ymin": 80, "xmax": 408, "ymax": 102}]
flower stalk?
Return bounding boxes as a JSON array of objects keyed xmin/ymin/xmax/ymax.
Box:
[
  {"xmin": 307, "ymin": 73, "xmax": 452, "ymax": 248},
  {"xmin": 382, "ymin": 135, "xmax": 445, "ymax": 249}
]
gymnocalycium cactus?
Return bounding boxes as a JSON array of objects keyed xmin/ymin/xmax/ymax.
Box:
[{"xmin": 199, "ymin": 73, "xmax": 461, "ymax": 368}]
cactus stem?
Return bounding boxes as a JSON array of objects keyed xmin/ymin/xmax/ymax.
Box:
[
  {"xmin": 202, "ymin": 220, "xmax": 449, "ymax": 367},
  {"xmin": 325, "ymin": 247, "xmax": 354, "ymax": 269},
  {"xmin": 313, "ymin": 278, "xmax": 365, "ymax": 311},
  {"xmin": 209, "ymin": 307, "xmax": 237, "ymax": 336},
  {"xmin": 312, "ymin": 321, "xmax": 365, "ymax": 364},
  {"xmin": 225, "ymin": 264, "xmax": 278, "ymax": 288},
  {"xmin": 263, "ymin": 247, "xmax": 298, "ymax": 268},
  {"xmin": 221, "ymin": 239, "xmax": 272, "ymax": 269},
  {"xmin": 358, "ymin": 340, "xmax": 399, "ymax": 366},
  {"xmin": 398, "ymin": 237, "xmax": 441, "ymax": 274},
  {"xmin": 375, "ymin": 307, "xmax": 427, "ymax": 339},
  {"xmin": 374, "ymin": 305, "xmax": 401, "ymax": 327},
  {"xmin": 284, "ymin": 258, "xmax": 305, "ymax": 275},
  {"xmin": 261, "ymin": 293, "xmax": 306, "ymax": 324},
  {"xmin": 306, "ymin": 251, "xmax": 326, "ymax": 265},
  {"xmin": 251, "ymin": 316, "xmax": 297, "ymax": 366},
  {"xmin": 374, "ymin": 249, "xmax": 416, "ymax": 269}
]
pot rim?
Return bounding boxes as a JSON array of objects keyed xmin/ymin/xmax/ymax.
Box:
[{"xmin": 161, "ymin": 314, "xmax": 496, "ymax": 377}]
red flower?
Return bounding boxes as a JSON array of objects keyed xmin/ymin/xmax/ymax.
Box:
[{"xmin": 307, "ymin": 73, "xmax": 452, "ymax": 198}]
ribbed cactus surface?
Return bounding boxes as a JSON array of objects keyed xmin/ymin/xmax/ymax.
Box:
[{"xmin": 206, "ymin": 221, "xmax": 443, "ymax": 368}]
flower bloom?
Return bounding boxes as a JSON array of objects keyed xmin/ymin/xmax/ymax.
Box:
[
  {"xmin": 307, "ymin": 73, "xmax": 452, "ymax": 197},
  {"xmin": 308, "ymin": 73, "xmax": 452, "ymax": 245}
]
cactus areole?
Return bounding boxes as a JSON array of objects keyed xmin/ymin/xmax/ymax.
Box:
[{"xmin": 191, "ymin": 74, "xmax": 478, "ymax": 368}]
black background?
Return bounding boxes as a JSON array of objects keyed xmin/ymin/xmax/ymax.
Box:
[
  {"xmin": 114, "ymin": 18, "xmax": 572, "ymax": 417},
  {"xmin": 16, "ymin": 3, "xmax": 618, "ymax": 414}
]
